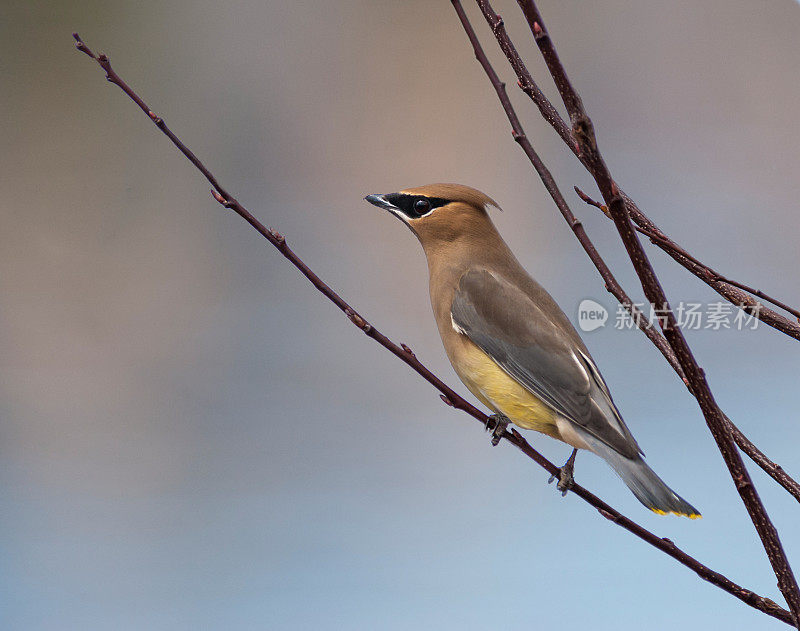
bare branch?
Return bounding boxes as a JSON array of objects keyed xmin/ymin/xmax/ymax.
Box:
[
  {"xmin": 573, "ymin": 187, "xmax": 800, "ymax": 329},
  {"xmin": 449, "ymin": 3, "xmax": 686, "ymax": 385},
  {"xmin": 75, "ymin": 30, "xmax": 794, "ymax": 627},
  {"xmin": 452, "ymin": 0, "xmax": 800, "ymax": 508},
  {"xmin": 725, "ymin": 421, "xmax": 800, "ymax": 505},
  {"xmin": 461, "ymin": 4, "xmax": 800, "ymax": 341},
  {"xmin": 505, "ymin": 2, "xmax": 800, "ymax": 623},
  {"xmin": 569, "ymin": 185, "xmax": 800, "ymax": 503},
  {"xmin": 619, "ymin": 190, "xmax": 800, "ymax": 337}
]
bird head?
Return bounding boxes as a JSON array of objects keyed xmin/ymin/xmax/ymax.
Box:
[{"xmin": 365, "ymin": 183, "xmax": 500, "ymax": 251}]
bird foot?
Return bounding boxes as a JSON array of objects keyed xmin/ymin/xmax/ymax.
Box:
[
  {"xmin": 548, "ymin": 448, "xmax": 578, "ymax": 496},
  {"xmin": 485, "ymin": 413, "xmax": 510, "ymax": 446}
]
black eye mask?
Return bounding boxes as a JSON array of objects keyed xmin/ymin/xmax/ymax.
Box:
[{"xmin": 383, "ymin": 194, "xmax": 451, "ymax": 219}]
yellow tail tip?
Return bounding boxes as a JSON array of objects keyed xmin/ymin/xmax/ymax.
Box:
[{"xmin": 651, "ymin": 508, "xmax": 702, "ymax": 519}]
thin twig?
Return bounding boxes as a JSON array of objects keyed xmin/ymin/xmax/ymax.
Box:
[
  {"xmin": 452, "ymin": 0, "xmax": 800, "ymax": 507},
  {"xmin": 449, "ymin": 2, "xmax": 686, "ymax": 386},
  {"xmin": 569, "ymin": 185, "xmax": 800, "ymax": 503},
  {"xmin": 505, "ymin": 434, "xmax": 791, "ymax": 626},
  {"xmin": 725, "ymin": 421, "xmax": 800, "ymax": 505},
  {"xmin": 509, "ymin": 2, "xmax": 800, "ymax": 624},
  {"xmin": 619, "ymin": 190, "xmax": 800, "ymax": 338},
  {"xmin": 74, "ymin": 30, "xmax": 794, "ymax": 627},
  {"xmin": 467, "ymin": 1, "xmax": 800, "ymax": 341},
  {"xmin": 573, "ymin": 188, "xmax": 800, "ymax": 322}
]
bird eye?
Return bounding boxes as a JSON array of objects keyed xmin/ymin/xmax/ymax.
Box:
[{"xmin": 414, "ymin": 198, "xmax": 431, "ymax": 214}]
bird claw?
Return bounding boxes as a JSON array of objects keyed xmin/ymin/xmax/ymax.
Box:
[
  {"xmin": 556, "ymin": 467, "xmax": 574, "ymax": 496},
  {"xmin": 485, "ymin": 413, "xmax": 510, "ymax": 446},
  {"xmin": 549, "ymin": 448, "xmax": 578, "ymax": 496}
]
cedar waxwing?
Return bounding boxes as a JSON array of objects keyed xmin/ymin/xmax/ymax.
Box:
[{"xmin": 366, "ymin": 183, "xmax": 700, "ymax": 518}]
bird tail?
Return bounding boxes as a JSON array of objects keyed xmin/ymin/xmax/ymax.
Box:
[{"xmin": 590, "ymin": 441, "xmax": 701, "ymax": 518}]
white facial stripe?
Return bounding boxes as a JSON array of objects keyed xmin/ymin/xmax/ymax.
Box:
[
  {"xmin": 411, "ymin": 209, "xmax": 436, "ymax": 220},
  {"xmin": 389, "ymin": 206, "xmax": 436, "ymax": 222},
  {"xmin": 387, "ymin": 208, "xmax": 409, "ymax": 223}
]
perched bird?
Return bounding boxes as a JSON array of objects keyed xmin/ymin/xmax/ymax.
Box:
[{"xmin": 365, "ymin": 183, "xmax": 700, "ymax": 518}]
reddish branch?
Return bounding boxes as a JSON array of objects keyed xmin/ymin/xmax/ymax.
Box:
[
  {"xmin": 73, "ymin": 31, "xmax": 794, "ymax": 626},
  {"xmin": 725, "ymin": 421, "xmax": 800, "ymax": 505},
  {"xmin": 469, "ymin": 0, "xmax": 800, "ymax": 341},
  {"xmin": 574, "ymin": 185, "xmax": 800, "ymax": 501},
  {"xmin": 616, "ymin": 189, "xmax": 800, "ymax": 336},
  {"xmin": 449, "ymin": 1, "xmax": 685, "ymax": 385},
  {"xmin": 517, "ymin": 0, "xmax": 800, "ymax": 336},
  {"xmin": 451, "ymin": 1, "xmax": 800, "ymax": 507},
  {"xmin": 578, "ymin": 188, "xmax": 800, "ymax": 333},
  {"xmin": 475, "ymin": 1, "xmax": 800, "ymax": 624},
  {"xmin": 576, "ymin": 183, "xmax": 797, "ymax": 319},
  {"xmin": 573, "ymin": 185, "xmax": 800, "ymax": 503}
]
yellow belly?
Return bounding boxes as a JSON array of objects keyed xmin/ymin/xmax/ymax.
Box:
[{"xmin": 452, "ymin": 336, "xmax": 560, "ymax": 439}]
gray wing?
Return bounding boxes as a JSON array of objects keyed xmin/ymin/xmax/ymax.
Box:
[{"xmin": 451, "ymin": 268, "xmax": 641, "ymax": 458}]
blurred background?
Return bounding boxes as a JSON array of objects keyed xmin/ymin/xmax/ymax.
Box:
[{"xmin": 2, "ymin": 1, "xmax": 799, "ymax": 629}]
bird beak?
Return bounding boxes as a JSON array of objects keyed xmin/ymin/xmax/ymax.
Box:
[{"xmin": 364, "ymin": 193, "xmax": 399, "ymax": 214}]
